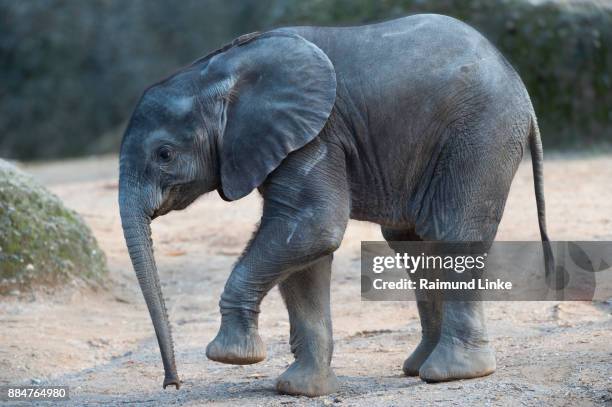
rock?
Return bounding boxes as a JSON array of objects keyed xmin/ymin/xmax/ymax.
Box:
[{"xmin": 0, "ymin": 160, "xmax": 107, "ymax": 294}]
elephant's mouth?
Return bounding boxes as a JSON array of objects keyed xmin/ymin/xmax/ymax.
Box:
[
  {"xmin": 152, "ymin": 181, "xmax": 206, "ymax": 219},
  {"xmin": 151, "ymin": 205, "xmax": 170, "ymax": 220}
]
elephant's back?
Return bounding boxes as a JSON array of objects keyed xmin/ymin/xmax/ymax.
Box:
[
  {"xmin": 279, "ymin": 14, "xmax": 532, "ymax": 143},
  {"xmin": 278, "ymin": 14, "xmax": 528, "ymax": 108}
]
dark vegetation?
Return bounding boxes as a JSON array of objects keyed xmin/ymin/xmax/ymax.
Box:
[{"xmin": 1, "ymin": 0, "xmax": 610, "ymax": 160}]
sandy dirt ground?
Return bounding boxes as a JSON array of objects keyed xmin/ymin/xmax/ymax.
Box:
[{"xmin": 1, "ymin": 153, "xmax": 611, "ymax": 406}]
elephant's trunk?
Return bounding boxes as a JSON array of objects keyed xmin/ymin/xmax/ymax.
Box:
[{"xmin": 119, "ymin": 174, "xmax": 180, "ymax": 389}]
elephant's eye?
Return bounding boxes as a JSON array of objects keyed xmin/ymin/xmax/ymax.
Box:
[{"xmin": 157, "ymin": 146, "xmax": 174, "ymax": 162}]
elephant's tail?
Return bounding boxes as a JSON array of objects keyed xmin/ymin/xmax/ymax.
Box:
[{"xmin": 528, "ymin": 117, "xmax": 555, "ymax": 281}]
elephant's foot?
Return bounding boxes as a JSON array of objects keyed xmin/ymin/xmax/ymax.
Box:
[
  {"xmin": 206, "ymin": 313, "xmax": 266, "ymax": 365},
  {"xmin": 419, "ymin": 340, "xmax": 496, "ymax": 382},
  {"xmin": 276, "ymin": 361, "xmax": 339, "ymax": 397},
  {"xmin": 402, "ymin": 338, "xmax": 438, "ymax": 376}
]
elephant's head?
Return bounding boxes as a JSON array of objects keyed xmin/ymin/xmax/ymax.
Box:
[{"xmin": 118, "ymin": 32, "xmax": 336, "ymax": 389}]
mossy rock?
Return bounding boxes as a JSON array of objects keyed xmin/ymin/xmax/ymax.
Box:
[{"xmin": 0, "ymin": 160, "xmax": 107, "ymax": 294}]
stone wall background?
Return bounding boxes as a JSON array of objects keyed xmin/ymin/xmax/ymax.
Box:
[{"xmin": 1, "ymin": 0, "xmax": 610, "ymax": 159}]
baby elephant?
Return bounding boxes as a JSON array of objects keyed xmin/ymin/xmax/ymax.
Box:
[{"xmin": 119, "ymin": 14, "xmax": 553, "ymax": 396}]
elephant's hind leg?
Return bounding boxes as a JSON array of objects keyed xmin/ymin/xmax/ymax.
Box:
[
  {"xmin": 419, "ymin": 300, "xmax": 496, "ymax": 383},
  {"xmin": 417, "ymin": 216, "xmax": 499, "ymax": 382},
  {"xmin": 413, "ymin": 128, "xmax": 522, "ymax": 382},
  {"xmin": 275, "ymin": 255, "xmax": 339, "ymax": 397},
  {"xmin": 381, "ymin": 227, "xmax": 443, "ymax": 377}
]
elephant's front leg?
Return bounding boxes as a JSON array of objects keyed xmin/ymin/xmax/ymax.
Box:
[
  {"xmin": 205, "ymin": 217, "xmax": 343, "ymax": 365},
  {"xmin": 276, "ymin": 255, "xmax": 338, "ymax": 396},
  {"xmin": 206, "ymin": 139, "xmax": 350, "ymax": 369}
]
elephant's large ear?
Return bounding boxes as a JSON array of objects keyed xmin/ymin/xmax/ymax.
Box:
[{"xmin": 203, "ymin": 32, "xmax": 337, "ymax": 201}]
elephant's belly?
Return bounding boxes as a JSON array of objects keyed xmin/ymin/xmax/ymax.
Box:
[{"xmin": 347, "ymin": 190, "xmax": 418, "ymax": 229}]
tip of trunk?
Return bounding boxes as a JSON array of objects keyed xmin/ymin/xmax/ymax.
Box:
[{"xmin": 163, "ymin": 374, "xmax": 181, "ymax": 390}]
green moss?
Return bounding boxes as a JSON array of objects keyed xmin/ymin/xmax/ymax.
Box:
[{"xmin": 0, "ymin": 160, "xmax": 107, "ymax": 294}]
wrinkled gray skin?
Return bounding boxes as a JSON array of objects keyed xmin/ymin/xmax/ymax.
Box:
[{"xmin": 119, "ymin": 14, "xmax": 553, "ymax": 396}]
